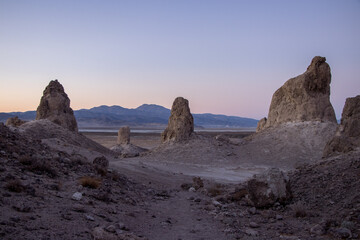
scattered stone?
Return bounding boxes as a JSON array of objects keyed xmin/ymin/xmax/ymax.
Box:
[
  {"xmin": 117, "ymin": 126, "xmax": 130, "ymax": 144},
  {"xmin": 323, "ymin": 95, "xmax": 360, "ymax": 157},
  {"xmin": 247, "ymin": 168, "xmax": 292, "ymax": 208},
  {"xmin": 92, "ymin": 226, "xmax": 117, "ymax": 240},
  {"xmin": 161, "ymin": 97, "xmax": 194, "ymax": 142},
  {"xmin": 244, "ymin": 228, "xmax": 259, "ymax": 236},
  {"xmin": 310, "ymin": 224, "xmax": 324, "ymax": 236},
  {"xmin": 105, "ymin": 225, "xmax": 116, "ymax": 233},
  {"xmin": 212, "ymin": 200, "xmax": 221, "ymax": 207},
  {"xmin": 5, "ymin": 116, "xmax": 27, "ymax": 127},
  {"xmin": 215, "ymin": 134, "xmax": 230, "ymax": 143},
  {"xmin": 36, "ymin": 79, "xmax": 78, "ymax": 131},
  {"xmin": 249, "ymin": 222, "xmax": 260, "ymax": 228},
  {"xmin": 334, "ymin": 228, "xmax": 352, "ymax": 239},
  {"xmin": 248, "ymin": 207, "xmax": 257, "ymax": 215},
  {"xmin": 276, "ymin": 214, "xmax": 283, "ymax": 220},
  {"xmin": 188, "ymin": 187, "xmax": 196, "ymax": 192},
  {"xmin": 71, "ymin": 192, "xmax": 82, "ymax": 201},
  {"xmin": 86, "ymin": 215, "xmax": 95, "ymax": 221},
  {"xmin": 258, "ymin": 56, "xmax": 336, "ymax": 131}
]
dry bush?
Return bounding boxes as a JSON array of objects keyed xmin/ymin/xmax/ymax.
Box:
[
  {"xmin": 28, "ymin": 160, "xmax": 57, "ymax": 178},
  {"xmin": 207, "ymin": 184, "xmax": 224, "ymax": 197},
  {"xmin": 290, "ymin": 201, "xmax": 307, "ymax": 218},
  {"xmin": 79, "ymin": 176, "xmax": 101, "ymax": 189},
  {"xmin": 5, "ymin": 179, "xmax": 24, "ymax": 193}
]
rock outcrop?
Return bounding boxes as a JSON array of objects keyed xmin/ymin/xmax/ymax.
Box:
[
  {"xmin": 323, "ymin": 95, "xmax": 360, "ymax": 157},
  {"xmin": 117, "ymin": 126, "xmax": 130, "ymax": 145},
  {"xmin": 111, "ymin": 126, "xmax": 147, "ymax": 157},
  {"xmin": 161, "ymin": 97, "xmax": 194, "ymax": 142},
  {"xmin": 247, "ymin": 168, "xmax": 292, "ymax": 208},
  {"xmin": 5, "ymin": 116, "xmax": 27, "ymax": 127},
  {"xmin": 258, "ymin": 56, "xmax": 336, "ymax": 131},
  {"xmin": 36, "ymin": 80, "xmax": 78, "ymax": 132}
]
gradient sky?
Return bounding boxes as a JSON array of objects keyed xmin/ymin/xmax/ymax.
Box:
[{"xmin": 0, "ymin": 0, "xmax": 359, "ymax": 119}]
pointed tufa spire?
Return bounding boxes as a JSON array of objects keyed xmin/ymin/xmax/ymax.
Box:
[
  {"xmin": 161, "ymin": 97, "xmax": 194, "ymax": 142},
  {"xmin": 36, "ymin": 80, "xmax": 78, "ymax": 132},
  {"xmin": 257, "ymin": 56, "xmax": 336, "ymax": 131}
]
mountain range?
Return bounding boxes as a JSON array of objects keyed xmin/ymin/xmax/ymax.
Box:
[{"xmin": 0, "ymin": 104, "xmax": 258, "ymax": 128}]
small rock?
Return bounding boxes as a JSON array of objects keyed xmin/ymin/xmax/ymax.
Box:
[
  {"xmin": 310, "ymin": 224, "xmax": 324, "ymax": 236},
  {"xmin": 189, "ymin": 187, "xmax": 196, "ymax": 192},
  {"xmin": 248, "ymin": 207, "xmax": 257, "ymax": 215},
  {"xmin": 276, "ymin": 214, "xmax": 283, "ymax": 220},
  {"xmin": 335, "ymin": 228, "xmax": 352, "ymax": 239},
  {"xmin": 105, "ymin": 225, "xmax": 116, "ymax": 233},
  {"xmin": 249, "ymin": 222, "xmax": 259, "ymax": 228},
  {"xmin": 72, "ymin": 192, "xmax": 82, "ymax": 201},
  {"xmin": 244, "ymin": 228, "xmax": 259, "ymax": 236},
  {"xmin": 86, "ymin": 215, "xmax": 95, "ymax": 221},
  {"xmin": 212, "ymin": 200, "xmax": 221, "ymax": 207}
]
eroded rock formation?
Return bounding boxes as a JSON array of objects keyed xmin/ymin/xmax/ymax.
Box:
[
  {"xmin": 111, "ymin": 126, "xmax": 147, "ymax": 157},
  {"xmin": 36, "ymin": 80, "xmax": 78, "ymax": 132},
  {"xmin": 323, "ymin": 95, "xmax": 360, "ymax": 157},
  {"xmin": 117, "ymin": 126, "xmax": 130, "ymax": 145},
  {"xmin": 5, "ymin": 116, "xmax": 27, "ymax": 127},
  {"xmin": 161, "ymin": 97, "xmax": 194, "ymax": 142},
  {"xmin": 258, "ymin": 56, "xmax": 336, "ymax": 131}
]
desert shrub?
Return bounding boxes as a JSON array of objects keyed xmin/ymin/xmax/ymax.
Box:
[
  {"xmin": 19, "ymin": 155, "xmax": 33, "ymax": 165},
  {"xmin": 28, "ymin": 160, "xmax": 57, "ymax": 178},
  {"xmin": 207, "ymin": 184, "xmax": 224, "ymax": 197},
  {"xmin": 5, "ymin": 179, "xmax": 24, "ymax": 193},
  {"xmin": 79, "ymin": 176, "xmax": 101, "ymax": 189},
  {"xmin": 96, "ymin": 167, "xmax": 107, "ymax": 177},
  {"xmin": 290, "ymin": 201, "xmax": 307, "ymax": 218}
]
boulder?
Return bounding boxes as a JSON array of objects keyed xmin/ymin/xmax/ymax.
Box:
[
  {"xmin": 110, "ymin": 144, "xmax": 147, "ymax": 158},
  {"xmin": 260, "ymin": 56, "xmax": 336, "ymax": 130},
  {"xmin": 247, "ymin": 168, "xmax": 292, "ymax": 208},
  {"xmin": 117, "ymin": 126, "xmax": 130, "ymax": 144},
  {"xmin": 323, "ymin": 95, "xmax": 360, "ymax": 157},
  {"xmin": 5, "ymin": 116, "xmax": 27, "ymax": 127},
  {"xmin": 36, "ymin": 79, "xmax": 78, "ymax": 132},
  {"xmin": 161, "ymin": 97, "xmax": 194, "ymax": 142}
]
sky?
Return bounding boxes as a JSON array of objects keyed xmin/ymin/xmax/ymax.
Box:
[{"xmin": 0, "ymin": 0, "xmax": 359, "ymax": 120}]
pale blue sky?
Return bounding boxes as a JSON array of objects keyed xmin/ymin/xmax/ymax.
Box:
[{"xmin": 0, "ymin": 0, "xmax": 359, "ymax": 119}]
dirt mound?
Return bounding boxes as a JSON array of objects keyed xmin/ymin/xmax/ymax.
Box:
[
  {"xmin": 18, "ymin": 119, "xmax": 113, "ymax": 156},
  {"xmin": 36, "ymin": 79, "xmax": 78, "ymax": 132},
  {"xmin": 242, "ymin": 121, "xmax": 337, "ymax": 168},
  {"xmin": 259, "ymin": 56, "xmax": 336, "ymax": 131}
]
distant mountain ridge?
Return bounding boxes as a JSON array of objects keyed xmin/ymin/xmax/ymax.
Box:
[{"xmin": 0, "ymin": 104, "xmax": 258, "ymax": 128}]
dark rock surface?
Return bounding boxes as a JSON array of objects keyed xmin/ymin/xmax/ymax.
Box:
[{"xmin": 323, "ymin": 95, "xmax": 360, "ymax": 157}]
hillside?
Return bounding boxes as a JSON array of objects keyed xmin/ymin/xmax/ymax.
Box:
[{"xmin": 0, "ymin": 104, "xmax": 258, "ymax": 128}]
